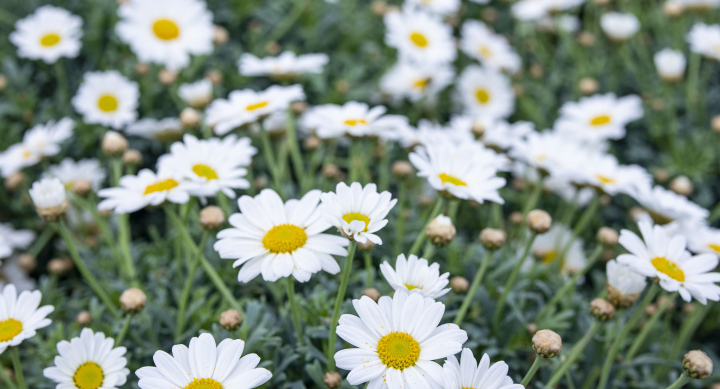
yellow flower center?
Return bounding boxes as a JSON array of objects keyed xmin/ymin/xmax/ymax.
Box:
[
  {"xmin": 342, "ymin": 213, "xmax": 370, "ymax": 232},
  {"xmin": 479, "ymin": 45, "xmax": 492, "ymax": 58},
  {"xmin": 40, "ymin": 33, "xmax": 61, "ymax": 47},
  {"xmin": 413, "ymin": 78, "xmax": 429, "ymax": 90},
  {"xmin": 541, "ymin": 250, "xmax": 557, "ymax": 264},
  {"xmin": 404, "ymin": 284, "xmax": 420, "ymax": 290},
  {"xmin": 376, "ymin": 332, "xmax": 420, "ymax": 371},
  {"xmin": 344, "ymin": 118, "xmax": 368, "ymax": 126},
  {"xmin": 707, "ymin": 243, "xmax": 720, "ymax": 253},
  {"xmin": 262, "ymin": 224, "xmax": 307, "ymax": 254},
  {"xmin": 143, "ymin": 178, "xmax": 180, "ymax": 195},
  {"xmin": 475, "ymin": 88, "xmax": 491, "ymax": 104},
  {"xmin": 438, "ymin": 173, "xmax": 468, "ymax": 187},
  {"xmin": 73, "ymin": 362, "xmax": 104, "ymax": 389},
  {"xmin": 246, "ymin": 101, "xmax": 269, "ymax": 111},
  {"xmin": 192, "ymin": 164, "xmax": 219, "ymax": 180},
  {"xmin": 152, "ymin": 19, "xmax": 180, "ymax": 41},
  {"xmin": 0, "ymin": 318, "xmax": 23, "ymax": 342},
  {"xmin": 590, "ymin": 115, "xmax": 611, "ymax": 126},
  {"xmin": 651, "ymin": 256, "xmax": 685, "ymax": 282},
  {"xmin": 409, "ymin": 32, "xmax": 429, "ymax": 48},
  {"xmin": 185, "ymin": 378, "xmax": 224, "ymax": 389},
  {"xmin": 22, "ymin": 149, "xmax": 32, "ymax": 159},
  {"xmin": 595, "ymin": 174, "xmax": 616, "ymax": 185},
  {"xmin": 97, "ymin": 94, "xmax": 119, "ymax": 113}
]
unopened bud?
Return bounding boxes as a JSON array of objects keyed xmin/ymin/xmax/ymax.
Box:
[
  {"xmin": 358, "ymin": 240, "xmax": 375, "ymax": 252},
  {"xmin": 180, "ymin": 107, "xmax": 201, "ymax": 127},
  {"xmin": 76, "ymin": 311, "xmax": 92, "ymax": 326},
  {"xmin": 479, "ymin": 228, "xmax": 506, "ymax": 250},
  {"xmin": 450, "ymin": 276, "xmax": 469, "ymax": 294},
  {"xmin": 578, "ymin": 31, "xmax": 595, "ymax": 47},
  {"xmin": 324, "ymin": 371, "xmax": 342, "ymax": 389},
  {"xmin": 219, "ymin": 309, "xmax": 243, "ymax": 330},
  {"xmin": 122, "ymin": 149, "xmax": 143, "ymax": 166},
  {"xmin": 17, "ymin": 254, "xmax": 37, "ymax": 272},
  {"xmin": 322, "ymin": 164, "xmax": 340, "ymax": 180},
  {"xmin": 670, "ymin": 176, "xmax": 693, "ymax": 197},
  {"xmin": 712, "ymin": 115, "xmax": 720, "ymax": 134},
  {"xmin": 590, "ymin": 298, "xmax": 616, "ymax": 321},
  {"xmin": 0, "ymin": 74, "xmax": 7, "ymax": 91},
  {"xmin": 579, "ymin": 77, "xmax": 599, "ymax": 95},
  {"xmin": 200, "ymin": 206, "xmax": 225, "ymax": 230},
  {"xmin": 120, "ymin": 287, "xmax": 146, "ymax": 313},
  {"xmin": 663, "ymin": 1, "xmax": 684, "ymax": 17},
  {"xmin": 363, "ymin": 288, "xmax": 381, "ymax": 302},
  {"xmin": 392, "ymin": 161, "xmax": 413, "ymax": 178},
  {"xmin": 597, "ymin": 227, "xmax": 619, "ymax": 247},
  {"xmin": 158, "ymin": 68, "xmax": 177, "ymax": 85},
  {"xmin": 206, "ymin": 70, "xmax": 223, "ymax": 86},
  {"xmin": 290, "ymin": 101, "xmax": 307, "ymax": 115},
  {"xmin": 646, "ymin": 303, "xmax": 658, "ymax": 316},
  {"xmin": 426, "ymin": 215, "xmax": 455, "ymax": 247},
  {"xmin": 48, "ymin": 257, "xmax": 73, "ymax": 274},
  {"xmin": 213, "ymin": 25, "xmax": 229, "ymax": 44},
  {"xmin": 371, "ymin": 1, "xmax": 387, "ymax": 15},
  {"xmin": 532, "ymin": 329, "xmax": 562, "ymax": 358},
  {"xmin": 253, "ymin": 176, "xmax": 268, "ymax": 189},
  {"xmin": 135, "ymin": 62, "xmax": 150, "ymax": 76},
  {"xmin": 683, "ymin": 350, "xmax": 712, "ymax": 379},
  {"xmin": 527, "ymin": 323, "xmax": 538, "ymax": 335},
  {"xmin": 72, "ymin": 179, "xmax": 93, "ymax": 197},
  {"xmin": 304, "ymin": 136, "xmax": 321, "ymax": 151},
  {"xmin": 4, "ymin": 172, "xmax": 25, "ymax": 191},
  {"xmin": 527, "ymin": 210, "xmax": 552, "ymax": 234},
  {"xmin": 472, "ymin": 121, "xmax": 486, "ymax": 138},
  {"xmin": 102, "ymin": 131, "xmax": 128, "ymax": 157},
  {"xmin": 510, "ymin": 211, "xmax": 524, "ymax": 225}
]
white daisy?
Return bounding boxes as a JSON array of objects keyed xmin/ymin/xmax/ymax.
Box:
[
  {"xmin": 43, "ymin": 328, "xmax": 130, "ymax": 389},
  {"xmin": 0, "ymin": 257, "xmax": 37, "ymax": 292},
  {"xmin": 379, "ymin": 61, "xmax": 454, "ymax": 103},
  {"xmin": 554, "ymin": 93, "xmax": 643, "ymax": 142},
  {"xmin": 258, "ymin": 111, "xmax": 289, "ymax": 135},
  {"xmin": 442, "ymin": 349, "xmax": 523, "ymax": 389},
  {"xmin": 205, "ymin": 85, "xmax": 305, "ymax": 135},
  {"xmin": 384, "ymin": 8, "xmax": 456, "ymax": 65},
  {"xmin": 654, "ymin": 48, "xmax": 686, "ymax": 82},
  {"xmin": 0, "ymin": 223, "xmax": 34, "ymax": 259},
  {"xmin": 178, "ymin": 79, "xmax": 213, "ymax": 108},
  {"xmin": 9, "ymin": 5, "xmax": 82, "ymax": 64},
  {"xmin": 125, "ymin": 118, "xmax": 184, "ymax": 142},
  {"xmin": 396, "ymin": 120, "xmax": 468, "ymax": 149},
  {"xmin": 511, "ymin": 0, "xmax": 585, "ymax": 21},
  {"xmin": 0, "ymin": 118, "xmax": 74, "ymax": 177},
  {"xmin": 213, "ymin": 189, "xmax": 349, "ymax": 283},
  {"xmin": 47, "ymin": 158, "xmax": 106, "ymax": 192},
  {"xmin": 686, "ymin": 225, "xmax": 720, "ymax": 256},
  {"xmin": 627, "ymin": 185, "xmax": 709, "ymax": 225},
  {"xmin": 379, "ymin": 254, "xmax": 450, "ymax": 299},
  {"xmin": 301, "ymin": 101, "xmax": 408, "ymax": 140},
  {"xmin": 0, "ymin": 284, "xmax": 54, "ymax": 355},
  {"xmin": 136, "ymin": 333, "xmax": 272, "ymax": 389},
  {"xmin": 239, "ymin": 51, "xmax": 329, "ymax": 77},
  {"xmin": 606, "ymin": 259, "xmax": 647, "ymax": 308},
  {"xmin": 157, "ymin": 134, "xmax": 256, "ymax": 199},
  {"xmin": 449, "ymin": 115, "xmax": 533, "ymax": 151},
  {"xmin": 320, "ymin": 182, "xmax": 397, "ymax": 244},
  {"xmin": 618, "ymin": 221, "xmax": 720, "ymax": 304},
  {"xmin": 600, "ymin": 12, "xmax": 640, "ymax": 42},
  {"xmin": 509, "ymin": 130, "xmax": 585, "ymax": 178},
  {"xmin": 29, "ymin": 177, "xmax": 68, "ymax": 218},
  {"xmin": 116, "ymin": 0, "xmax": 215, "ymax": 71},
  {"xmin": 530, "ymin": 224, "xmax": 587, "ymax": 275},
  {"xmin": 457, "ymin": 65, "xmax": 515, "ymax": 120},
  {"xmin": 460, "ymin": 21, "xmax": 521, "ymax": 73},
  {"xmin": 567, "ymin": 153, "xmax": 651, "ymax": 196},
  {"xmin": 686, "ymin": 23, "xmax": 720, "ymax": 61},
  {"xmin": 72, "ymin": 71, "xmax": 139, "ymax": 129},
  {"xmin": 404, "ymin": 0, "xmax": 460, "ymax": 16},
  {"xmin": 334, "ymin": 290, "xmax": 467, "ymax": 388},
  {"xmin": 97, "ymin": 169, "xmax": 190, "ymax": 214}
]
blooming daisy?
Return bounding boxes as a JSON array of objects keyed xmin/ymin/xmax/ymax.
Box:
[
  {"xmin": 457, "ymin": 65, "xmax": 515, "ymax": 120},
  {"xmin": 627, "ymin": 185, "xmax": 709, "ymax": 225},
  {"xmin": 136, "ymin": 333, "xmax": 272, "ymax": 389},
  {"xmin": 509, "ymin": 131, "xmax": 586, "ymax": 178},
  {"xmin": 379, "ymin": 254, "xmax": 450, "ymax": 299},
  {"xmin": 214, "ymin": 189, "xmax": 349, "ymax": 283},
  {"xmin": 43, "ymin": 328, "xmax": 130, "ymax": 389},
  {"xmin": 449, "ymin": 115, "xmax": 533, "ymax": 151},
  {"xmin": 618, "ymin": 221, "xmax": 720, "ymax": 304},
  {"xmin": 125, "ymin": 118, "xmax": 184, "ymax": 142},
  {"xmin": 157, "ymin": 134, "xmax": 256, "ymax": 198},
  {"xmin": 442, "ymin": 349, "xmax": 523, "ymax": 389},
  {"xmin": 654, "ymin": 48, "xmax": 686, "ymax": 82},
  {"xmin": 0, "ymin": 284, "xmax": 54, "ymax": 355},
  {"xmin": 530, "ymin": 224, "xmax": 587, "ymax": 275},
  {"xmin": 47, "ymin": 158, "xmax": 106, "ymax": 192},
  {"xmin": 511, "ymin": 0, "xmax": 585, "ymax": 21},
  {"xmin": 554, "ymin": 93, "xmax": 643, "ymax": 142},
  {"xmin": 686, "ymin": 225, "xmax": 720, "ymax": 256},
  {"xmin": 178, "ymin": 79, "xmax": 213, "ymax": 108},
  {"xmin": 404, "ymin": 0, "xmax": 460, "ymax": 16},
  {"xmin": 238, "ymin": 51, "xmax": 329, "ymax": 77},
  {"xmin": 301, "ymin": 101, "xmax": 408, "ymax": 140},
  {"xmin": 9, "ymin": 5, "xmax": 82, "ymax": 64},
  {"xmin": 384, "ymin": 8, "xmax": 456, "ymax": 65},
  {"xmin": 0, "ymin": 257, "xmax": 37, "ymax": 292},
  {"xmin": 72, "ymin": 71, "xmax": 139, "ymax": 129},
  {"xmin": 0, "ymin": 118, "xmax": 74, "ymax": 177},
  {"xmin": 600, "ymin": 12, "xmax": 640, "ymax": 42},
  {"xmin": 606, "ymin": 259, "xmax": 647, "ymax": 308},
  {"xmin": 205, "ymin": 85, "xmax": 305, "ymax": 135},
  {"xmin": 0, "ymin": 223, "xmax": 34, "ymax": 259},
  {"xmin": 686, "ymin": 23, "xmax": 720, "ymax": 61},
  {"xmin": 97, "ymin": 169, "xmax": 190, "ymax": 214},
  {"xmin": 115, "ymin": 0, "xmax": 215, "ymax": 70},
  {"xmin": 379, "ymin": 61, "xmax": 454, "ymax": 103},
  {"xmin": 460, "ymin": 21, "xmax": 521, "ymax": 73},
  {"xmin": 567, "ymin": 154, "xmax": 651, "ymax": 196},
  {"xmin": 396, "ymin": 120, "xmax": 468, "ymax": 149},
  {"xmin": 319, "ymin": 182, "xmax": 397, "ymax": 244},
  {"xmin": 29, "ymin": 177, "xmax": 68, "ymax": 221},
  {"xmin": 334, "ymin": 290, "xmax": 467, "ymax": 388}
]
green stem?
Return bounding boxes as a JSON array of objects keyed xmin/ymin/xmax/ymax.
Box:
[
  {"xmin": 408, "ymin": 197, "xmax": 445, "ymax": 256},
  {"xmin": 327, "ymin": 241, "xmax": 357, "ymax": 371},
  {"xmin": 285, "ymin": 110, "xmax": 305, "ymax": 192},
  {"xmin": 492, "ymin": 233, "xmax": 537, "ymax": 330},
  {"xmin": 670, "ymin": 304, "xmax": 710, "ymax": 360},
  {"xmin": 666, "ymin": 373, "xmax": 691, "ymax": 389},
  {"xmin": 0, "ymin": 362, "xmax": 18, "ymax": 389},
  {"xmin": 523, "ymin": 175, "xmax": 545, "ymax": 216},
  {"xmin": 363, "ymin": 251, "xmax": 373, "ymax": 289},
  {"xmin": 117, "ymin": 214, "xmax": 138, "ymax": 285},
  {"xmin": 454, "ymin": 250, "xmax": 493, "ymax": 325},
  {"xmin": 27, "ymin": 227, "xmax": 54, "ymax": 257},
  {"xmin": 546, "ymin": 321, "xmax": 602, "ymax": 387},
  {"xmin": 286, "ymin": 277, "xmax": 303, "ymax": 346},
  {"xmin": 54, "ymin": 60, "xmax": 68, "ymax": 114},
  {"xmin": 175, "ymin": 231, "xmax": 209, "ymax": 340},
  {"xmin": 115, "ymin": 314, "xmax": 132, "ymax": 346},
  {"xmin": 259, "ymin": 127, "xmax": 283, "ymax": 194},
  {"xmin": 561, "ymin": 194, "xmax": 600, "ymax": 257},
  {"xmin": 520, "ymin": 356, "xmax": 543, "ymax": 386},
  {"xmin": 625, "ymin": 293, "xmax": 675, "ymax": 361},
  {"xmin": 9, "ymin": 348, "xmax": 25, "ymax": 389}
]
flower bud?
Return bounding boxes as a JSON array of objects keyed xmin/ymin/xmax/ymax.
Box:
[
  {"xmin": 663, "ymin": 1, "xmax": 684, "ymax": 17},
  {"xmin": 324, "ymin": 371, "xmax": 342, "ymax": 389},
  {"xmin": 102, "ymin": 131, "xmax": 128, "ymax": 157},
  {"xmin": 683, "ymin": 350, "xmax": 712, "ymax": 379},
  {"xmin": 597, "ymin": 227, "xmax": 619, "ymax": 247},
  {"xmin": 18, "ymin": 254, "xmax": 37, "ymax": 272},
  {"xmin": 76, "ymin": 311, "xmax": 92, "ymax": 326},
  {"xmin": 450, "ymin": 276, "xmax": 469, "ymax": 294},
  {"xmin": 120, "ymin": 287, "xmax": 146, "ymax": 313},
  {"xmin": 670, "ymin": 176, "xmax": 693, "ymax": 197},
  {"xmin": 200, "ymin": 206, "xmax": 225, "ymax": 230},
  {"xmin": 322, "ymin": 164, "xmax": 340, "ymax": 180},
  {"xmin": 180, "ymin": 107, "xmax": 201, "ymax": 127},
  {"xmin": 304, "ymin": 136, "xmax": 321, "ymax": 151},
  {"xmin": 30, "ymin": 177, "xmax": 68, "ymax": 221},
  {"xmin": 532, "ymin": 329, "xmax": 562, "ymax": 358},
  {"xmin": 363, "ymin": 288, "xmax": 381, "ymax": 302},
  {"xmin": 392, "ymin": 161, "xmax": 413, "ymax": 178},
  {"xmin": 579, "ymin": 77, "xmax": 599, "ymax": 95},
  {"xmin": 590, "ymin": 298, "xmax": 616, "ymax": 321},
  {"xmin": 219, "ymin": 309, "xmax": 243, "ymax": 330},
  {"xmin": 712, "ymin": 115, "xmax": 720, "ymax": 134},
  {"xmin": 123, "ymin": 149, "xmax": 143, "ymax": 166},
  {"xmin": 206, "ymin": 70, "xmax": 223, "ymax": 86},
  {"xmin": 479, "ymin": 228, "xmax": 506, "ymax": 250},
  {"xmin": 135, "ymin": 62, "xmax": 150, "ymax": 76},
  {"xmin": 527, "ymin": 210, "xmax": 552, "ymax": 234},
  {"xmin": 290, "ymin": 101, "xmax": 307, "ymax": 115},
  {"xmin": 426, "ymin": 215, "xmax": 455, "ymax": 247},
  {"xmin": 358, "ymin": 240, "xmax": 376, "ymax": 252},
  {"xmin": 371, "ymin": 1, "xmax": 387, "ymax": 15},
  {"xmin": 0, "ymin": 74, "xmax": 7, "ymax": 91},
  {"xmin": 213, "ymin": 25, "xmax": 229, "ymax": 44},
  {"xmin": 254, "ymin": 176, "xmax": 268, "ymax": 189},
  {"xmin": 72, "ymin": 178, "xmax": 93, "ymax": 197},
  {"xmin": 471, "ymin": 121, "xmax": 486, "ymax": 138},
  {"xmin": 48, "ymin": 257, "xmax": 74, "ymax": 274},
  {"xmin": 509, "ymin": 211, "xmax": 524, "ymax": 225},
  {"xmin": 4, "ymin": 171, "xmax": 25, "ymax": 191},
  {"xmin": 578, "ymin": 31, "xmax": 595, "ymax": 47},
  {"xmin": 158, "ymin": 68, "xmax": 177, "ymax": 85},
  {"xmin": 527, "ymin": 323, "xmax": 538, "ymax": 335}
]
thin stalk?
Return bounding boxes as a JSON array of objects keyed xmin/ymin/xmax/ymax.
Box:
[
  {"xmin": 286, "ymin": 277, "xmax": 304, "ymax": 346},
  {"xmin": 492, "ymin": 233, "xmax": 537, "ymax": 330},
  {"xmin": 259, "ymin": 127, "xmax": 283, "ymax": 193},
  {"xmin": 27, "ymin": 227, "xmax": 54, "ymax": 257},
  {"xmin": 665, "ymin": 373, "xmax": 691, "ymax": 389},
  {"xmin": 285, "ymin": 110, "xmax": 305, "ymax": 191},
  {"xmin": 115, "ymin": 314, "xmax": 132, "ymax": 346},
  {"xmin": 10, "ymin": 348, "xmax": 25, "ymax": 389},
  {"xmin": 670, "ymin": 304, "xmax": 710, "ymax": 360},
  {"xmin": 561, "ymin": 194, "xmax": 600, "ymax": 257},
  {"xmin": 454, "ymin": 250, "xmax": 493, "ymax": 325},
  {"xmin": 625, "ymin": 293, "xmax": 675, "ymax": 361},
  {"xmin": 0, "ymin": 363, "xmax": 18, "ymax": 389},
  {"xmin": 327, "ymin": 241, "xmax": 357, "ymax": 371},
  {"xmin": 71, "ymin": 194, "xmax": 121, "ymax": 263},
  {"xmin": 54, "ymin": 60, "xmax": 69, "ymax": 114},
  {"xmin": 175, "ymin": 231, "xmax": 209, "ymax": 340},
  {"xmin": 408, "ymin": 197, "xmax": 445, "ymax": 256},
  {"xmin": 363, "ymin": 251, "xmax": 373, "ymax": 288},
  {"xmin": 421, "ymin": 241, "xmax": 436, "ymax": 259},
  {"xmin": 523, "ymin": 175, "xmax": 545, "ymax": 216},
  {"xmin": 520, "ymin": 356, "xmax": 543, "ymax": 386},
  {"xmin": 546, "ymin": 321, "xmax": 602, "ymax": 387},
  {"xmin": 117, "ymin": 213, "xmax": 138, "ymax": 285},
  {"xmin": 393, "ymin": 180, "xmax": 408, "ymax": 257}
]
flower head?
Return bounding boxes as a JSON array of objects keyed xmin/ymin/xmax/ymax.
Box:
[
  {"xmin": 72, "ymin": 71, "xmax": 139, "ymax": 129},
  {"xmin": 384, "ymin": 7, "xmax": 456, "ymax": 64},
  {"xmin": 380, "ymin": 254, "xmax": 450, "ymax": 299},
  {"xmin": 30, "ymin": 177, "xmax": 68, "ymax": 221},
  {"xmin": 554, "ymin": 93, "xmax": 643, "ymax": 142},
  {"xmin": 320, "ymin": 182, "xmax": 397, "ymax": 244},
  {"xmin": 457, "ymin": 65, "xmax": 515, "ymax": 120},
  {"xmin": 442, "ymin": 349, "xmax": 523, "ymax": 389},
  {"xmin": 98, "ymin": 169, "xmax": 190, "ymax": 214},
  {"xmin": 301, "ymin": 101, "xmax": 408, "ymax": 140},
  {"xmin": 239, "ymin": 51, "xmax": 329, "ymax": 77},
  {"xmin": 0, "ymin": 284, "xmax": 54, "ymax": 354},
  {"xmin": 9, "ymin": 6, "xmax": 82, "ymax": 63}
]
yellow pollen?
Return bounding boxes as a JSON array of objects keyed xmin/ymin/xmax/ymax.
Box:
[
  {"xmin": 376, "ymin": 332, "xmax": 420, "ymax": 371},
  {"xmin": 246, "ymin": 101, "xmax": 269, "ymax": 111},
  {"xmin": 404, "ymin": 284, "xmax": 420, "ymax": 290},
  {"xmin": 342, "ymin": 213, "xmax": 370, "ymax": 232},
  {"xmin": 97, "ymin": 94, "xmax": 118, "ymax": 113},
  {"xmin": 475, "ymin": 88, "xmax": 491, "ymax": 104},
  {"xmin": 152, "ymin": 19, "xmax": 180, "ymax": 41},
  {"xmin": 143, "ymin": 178, "xmax": 180, "ymax": 195},
  {"xmin": 0, "ymin": 318, "xmax": 22, "ymax": 342},
  {"xmin": 262, "ymin": 224, "xmax": 307, "ymax": 254},
  {"xmin": 708, "ymin": 243, "xmax": 720, "ymax": 253},
  {"xmin": 412, "ymin": 78, "xmax": 430, "ymax": 90},
  {"xmin": 409, "ymin": 32, "xmax": 429, "ymax": 48},
  {"xmin": 651, "ymin": 256, "xmax": 685, "ymax": 282},
  {"xmin": 73, "ymin": 362, "xmax": 104, "ymax": 389},
  {"xmin": 595, "ymin": 174, "xmax": 616, "ymax": 185},
  {"xmin": 184, "ymin": 378, "xmax": 224, "ymax": 389},
  {"xmin": 344, "ymin": 119, "xmax": 368, "ymax": 126},
  {"xmin": 479, "ymin": 45, "xmax": 492, "ymax": 58},
  {"xmin": 22, "ymin": 149, "xmax": 32, "ymax": 159},
  {"xmin": 192, "ymin": 164, "xmax": 219, "ymax": 180},
  {"xmin": 438, "ymin": 173, "xmax": 468, "ymax": 187},
  {"xmin": 541, "ymin": 250, "xmax": 557, "ymax": 264},
  {"xmin": 590, "ymin": 115, "xmax": 611, "ymax": 126},
  {"xmin": 40, "ymin": 33, "xmax": 61, "ymax": 47}
]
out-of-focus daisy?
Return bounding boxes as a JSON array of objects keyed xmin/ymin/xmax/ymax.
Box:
[
  {"xmin": 512, "ymin": 0, "xmax": 585, "ymax": 21},
  {"xmin": 178, "ymin": 79, "xmax": 213, "ymax": 108},
  {"xmin": 301, "ymin": 101, "xmax": 408, "ymax": 140},
  {"xmin": 136, "ymin": 333, "xmax": 272, "ymax": 389},
  {"xmin": 627, "ymin": 185, "xmax": 709, "ymax": 225},
  {"xmin": 239, "ymin": 51, "xmax": 329, "ymax": 77},
  {"xmin": 409, "ymin": 140, "xmax": 506, "ymax": 203},
  {"xmin": 568, "ymin": 154, "xmax": 651, "ymax": 196},
  {"xmin": 98, "ymin": 169, "xmax": 190, "ymax": 214},
  {"xmin": 530, "ymin": 224, "xmax": 587, "ymax": 275},
  {"xmin": 29, "ymin": 177, "xmax": 68, "ymax": 221},
  {"xmin": 379, "ymin": 254, "xmax": 450, "ymax": 298},
  {"xmin": 442, "ymin": 349, "xmax": 523, "ymax": 389},
  {"xmin": 554, "ymin": 93, "xmax": 643, "ymax": 142},
  {"xmin": 379, "ymin": 61, "xmax": 454, "ymax": 103},
  {"xmin": 205, "ymin": 85, "xmax": 305, "ymax": 135},
  {"xmin": 157, "ymin": 134, "xmax": 256, "ymax": 198},
  {"xmin": 538, "ymin": 14, "xmax": 581, "ymax": 33},
  {"xmin": 510, "ymin": 131, "xmax": 584, "ymax": 178},
  {"xmin": 0, "ymin": 257, "xmax": 37, "ymax": 292},
  {"xmin": 449, "ymin": 115, "xmax": 533, "ymax": 151},
  {"xmin": 44, "ymin": 328, "xmax": 129, "ymax": 389},
  {"xmin": 334, "ymin": 290, "xmax": 467, "ymax": 388},
  {"xmin": 686, "ymin": 23, "xmax": 720, "ymax": 61},
  {"xmin": 72, "ymin": 71, "xmax": 139, "ymax": 129},
  {"xmin": 125, "ymin": 118, "xmax": 184, "ymax": 142},
  {"xmin": 0, "ymin": 118, "xmax": 74, "ymax": 177},
  {"xmin": 214, "ymin": 189, "xmax": 349, "ymax": 283},
  {"xmin": 654, "ymin": 48, "xmax": 686, "ymax": 82},
  {"xmin": 457, "ymin": 65, "xmax": 515, "ymax": 120},
  {"xmin": 320, "ymin": 182, "xmax": 397, "ymax": 244},
  {"xmin": 9, "ymin": 6, "xmax": 82, "ymax": 64},
  {"xmin": 396, "ymin": 120, "xmax": 467, "ymax": 149},
  {"xmin": 606, "ymin": 259, "xmax": 647, "ymax": 308},
  {"xmin": 384, "ymin": 8, "xmax": 456, "ymax": 64},
  {"xmin": 0, "ymin": 284, "xmax": 54, "ymax": 355},
  {"xmin": 47, "ymin": 158, "xmax": 106, "ymax": 192},
  {"xmin": 600, "ymin": 12, "xmax": 640, "ymax": 42},
  {"xmin": 686, "ymin": 225, "xmax": 720, "ymax": 256},
  {"xmin": 618, "ymin": 221, "xmax": 720, "ymax": 304},
  {"xmin": 257, "ymin": 111, "xmax": 289, "ymax": 135},
  {"xmin": 460, "ymin": 21, "xmax": 521, "ymax": 73},
  {"xmin": 405, "ymin": 0, "xmax": 460, "ymax": 16},
  {"xmin": 115, "ymin": 0, "xmax": 214, "ymax": 71},
  {"xmin": 0, "ymin": 224, "xmax": 34, "ymax": 259},
  {"xmin": 674, "ymin": 0, "xmax": 720, "ymax": 10}
]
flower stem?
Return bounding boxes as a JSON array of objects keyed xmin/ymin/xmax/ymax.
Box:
[
  {"xmin": 454, "ymin": 250, "xmax": 492, "ymax": 325},
  {"xmin": 115, "ymin": 314, "xmax": 132, "ymax": 347},
  {"xmin": 408, "ymin": 197, "xmax": 445, "ymax": 256},
  {"xmin": 520, "ymin": 355, "xmax": 543, "ymax": 386},
  {"xmin": 562, "ymin": 194, "xmax": 600, "ymax": 256},
  {"xmin": 27, "ymin": 226, "xmax": 54, "ymax": 257},
  {"xmin": 665, "ymin": 373, "xmax": 691, "ymax": 389},
  {"xmin": 259, "ymin": 126, "xmax": 283, "ymax": 194},
  {"xmin": 117, "ymin": 213, "xmax": 138, "ymax": 285},
  {"xmin": 10, "ymin": 348, "xmax": 25, "ymax": 389},
  {"xmin": 327, "ymin": 241, "xmax": 357, "ymax": 371},
  {"xmin": 624, "ymin": 293, "xmax": 675, "ymax": 361},
  {"xmin": 286, "ymin": 277, "xmax": 304, "ymax": 346},
  {"xmin": 492, "ymin": 232, "xmax": 537, "ymax": 330},
  {"xmin": 175, "ymin": 231, "xmax": 209, "ymax": 341},
  {"xmin": 546, "ymin": 321, "xmax": 602, "ymax": 387},
  {"xmin": 285, "ymin": 110, "xmax": 306, "ymax": 190},
  {"xmin": 0, "ymin": 362, "xmax": 18, "ymax": 389},
  {"xmin": 363, "ymin": 251, "xmax": 373, "ymax": 289},
  {"xmin": 523, "ymin": 175, "xmax": 545, "ymax": 216}
]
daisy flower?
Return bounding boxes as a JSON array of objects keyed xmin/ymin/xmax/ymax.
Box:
[
  {"xmin": 125, "ymin": 118, "xmax": 184, "ymax": 142},
  {"xmin": 567, "ymin": 154, "xmax": 651, "ymax": 196},
  {"xmin": 686, "ymin": 225, "xmax": 720, "ymax": 256},
  {"xmin": 618, "ymin": 221, "xmax": 720, "ymax": 304},
  {"xmin": 530, "ymin": 224, "xmax": 587, "ymax": 275},
  {"xmin": 379, "ymin": 254, "xmax": 450, "ymax": 299},
  {"xmin": 97, "ymin": 169, "xmax": 190, "ymax": 214},
  {"xmin": 0, "ymin": 284, "xmax": 54, "ymax": 354},
  {"xmin": 239, "ymin": 51, "xmax": 329, "ymax": 77},
  {"xmin": 136, "ymin": 333, "xmax": 272, "ymax": 389},
  {"xmin": 554, "ymin": 93, "xmax": 643, "ymax": 142},
  {"xmin": 334, "ymin": 290, "xmax": 467, "ymax": 388},
  {"xmin": 178, "ymin": 79, "xmax": 213, "ymax": 108},
  {"xmin": 301, "ymin": 102, "xmax": 408, "ymax": 140},
  {"xmin": 9, "ymin": 5, "xmax": 82, "ymax": 64},
  {"xmin": 72, "ymin": 71, "xmax": 139, "ymax": 129},
  {"xmin": 44, "ymin": 328, "xmax": 130, "ymax": 389},
  {"xmin": 606, "ymin": 259, "xmax": 647, "ymax": 308},
  {"xmin": 319, "ymin": 182, "xmax": 397, "ymax": 244},
  {"xmin": 0, "ymin": 118, "xmax": 74, "ymax": 177},
  {"xmin": 213, "ymin": 189, "xmax": 349, "ymax": 283},
  {"xmin": 115, "ymin": 0, "xmax": 215, "ymax": 71},
  {"xmin": 410, "ymin": 140, "xmax": 506, "ymax": 203},
  {"xmin": 29, "ymin": 177, "xmax": 68, "ymax": 221},
  {"xmin": 686, "ymin": 23, "xmax": 720, "ymax": 61},
  {"xmin": 654, "ymin": 48, "xmax": 686, "ymax": 82},
  {"xmin": 157, "ymin": 134, "xmax": 256, "ymax": 198},
  {"xmin": 627, "ymin": 185, "xmax": 709, "ymax": 225},
  {"xmin": 509, "ymin": 131, "xmax": 585, "ymax": 178},
  {"xmin": 442, "ymin": 349, "xmax": 523, "ymax": 389},
  {"xmin": 449, "ymin": 115, "xmax": 533, "ymax": 151},
  {"xmin": 379, "ymin": 61, "xmax": 454, "ymax": 103},
  {"xmin": 600, "ymin": 12, "xmax": 640, "ymax": 42},
  {"xmin": 47, "ymin": 158, "xmax": 106, "ymax": 192},
  {"xmin": 205, "ymin": 85, "xmax": 305, "ymax": 135},
  {"xmin": 384, "ymin": 8, "xmax": 456, "ymax": 65},
  {"xmin": 511, "ymin": 0, "xmax": 585, "ymax": 21},
  {"xmin": 460, "ymin": 21, "xmax": 521, "ymax": 73},
  {"xmin": 404, "ymin": 0, "xmax": 460, "ymax": 16},
  {"xmin": 0, "ymin": 223, "xmax": 34, "ymax": 259},
  {"xmin": 457, "ymin": 65, "xmax": 515, "ymax": 120},
  {"xmin": 396, "ymin": 120, "xmax": 468, "ymax": 149},
  {"xmin": 0, "ymin": 257, "xmax": 37, "ymax": 292}
]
